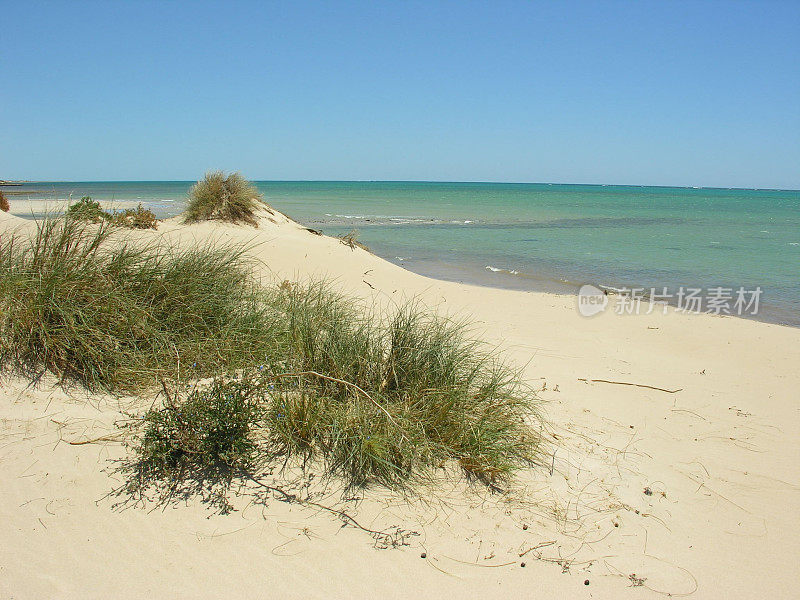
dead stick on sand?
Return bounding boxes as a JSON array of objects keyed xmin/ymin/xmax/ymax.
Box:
[
  {"xmin": 441, "ymin": 555, "xmax": 518, "ymax": 568},
  {"xmin": 578, "ymin": 378, "xmax": 682, "ymax": 393},
  {"xmin": 68, "ymin": 435, "xmax": 125, "ymax": 445},
  {"xmin": 519, "ymin": 540, "xmax": 556, "ymax": 557}
]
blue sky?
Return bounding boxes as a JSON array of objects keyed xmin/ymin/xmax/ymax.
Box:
[{"xmin": 1, "ymin": 1, "xmax": 798, "ymax": 188}]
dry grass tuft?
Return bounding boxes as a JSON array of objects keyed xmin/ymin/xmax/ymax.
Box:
[
  {"xmin": 184, "ymin": 171, "xmax": 265, "ymax": 227},
  {"xmin": 338, "ymin": 229, "xmax": 370, "ymax": 252},
  {"xmin": 110, "ymin": 204, "xmax": 159, "ymax": 230}
]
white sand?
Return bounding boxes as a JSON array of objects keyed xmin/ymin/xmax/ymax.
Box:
[
  {"xmin": 5, "ymin": 199, "xmax": 144, "ymax": 219},
  {"xmin": 1, "ymin": 208, "xmax": 798, "ymax": 599}
]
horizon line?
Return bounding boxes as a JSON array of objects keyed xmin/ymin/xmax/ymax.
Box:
[{"xmin": 3, "ymin": 179, "xmax": 798, "ymax": 193}]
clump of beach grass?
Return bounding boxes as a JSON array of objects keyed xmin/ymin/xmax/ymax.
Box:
[
  {"xmin": 130, "ymin": 282, "xmax": 541, "ymax": 495},
  {"xmin": 266, "ymin": 283, "xmax": 539, "ymax": 489},
  {"xmin": 0, "ymin": 217, "xmax": 279, "ymax": 391},
  {"xmin": 0, "ymin": 190, "xmax": 9, "ymax": 212},
  {"xmin": 184, "ymin": 171, "xmax": 265, "ymax": 227}
]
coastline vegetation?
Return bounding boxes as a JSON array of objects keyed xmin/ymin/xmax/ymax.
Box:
[
  {"xmin": 0, "ymin": 212, "xmax": 542, "ymax": 496},
  {"xmin": 66, "ymin": 196, "xmax": 158, "ymax": 229},
  {"xmin": 134, "ymin": 284, "xmax": 539, "ymax": 494},
  {"xmin": 0, "ymin": 190, "xmax": 9, "ymax": 212},
  {"xmin": 184, "ymin": 171, "xmax": 265, "ymax": 227},
  {"xmin": 0, "ymin": 217, "xmax": 275, "ymax": 390}
]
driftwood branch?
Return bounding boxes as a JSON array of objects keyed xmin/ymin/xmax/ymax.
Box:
[
  {"xmin": 578, "ymin": 378, "xmax": 682, "ymax": 393},
  {"xmin": 68, "ymin": 434, "xmax": 125, "ymax": 445}
]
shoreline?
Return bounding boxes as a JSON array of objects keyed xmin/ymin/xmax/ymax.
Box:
[
  {"xmin": 379, "ymin": 252, "xmax": 800, "ymax": 330},
  {"xmin": 6, "ymin": 198, "xmax": 799, "ymax": 330}
]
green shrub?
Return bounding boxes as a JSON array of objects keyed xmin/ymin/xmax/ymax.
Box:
[
  {"xmin": 184, "ymin": 171, "xmax": 265, "ymax": 227},
  {"xmin": 126, "ymin": 376, "xmax": 266, "ymax": 513},
  {"xmin": 65, "ymin": 196, "xmax": 109, "ymax": 223},
  {"xmin": 66, "ymin": 197, "xmax": 158, "ymax": 229},
  {"xmin": 139, "ymin": 378, "xmax": 264, "ymax": 472}
]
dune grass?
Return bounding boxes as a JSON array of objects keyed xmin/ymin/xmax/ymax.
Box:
[
  {"xmin": 0, "ymin": 215, "xmax": 542, "ymax": 494},
  {"xmin": 134, "ymin": 282, "xmax": 541, "ymax": 493},
  {"xmin": 184, "ymin": 171, "xmax": 265, "ymax": 227},
  {"xmin": 269, "ymin": 283, "xmax": 538, "ymax": 488},
  {"xmin": 0, "ymin": 190, "xmax": 9, "ymax": 212},
  {"xmin": 0, "ymin": 217, "xmax": 279, "ymax": 391}
]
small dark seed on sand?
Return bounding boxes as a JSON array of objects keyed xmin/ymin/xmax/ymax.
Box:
[
  {"xmin": 584, "ymin": 580, "xmax": 590, "ymax": 585},
  {"xmin": 522, "ymin": 524, "xmax": 528, "ymax": 530},
  {"xmin": 520, "ymin": 562, "xmax": 526, "ymax": 567},
  {"xmin": 420, "ymin": 552, "xmax": 427, "ymax": 559}
]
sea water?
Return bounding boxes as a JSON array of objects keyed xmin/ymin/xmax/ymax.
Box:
[{"xmin": 5, "ymin": 181, "xmax": 799, "ymax": 326}]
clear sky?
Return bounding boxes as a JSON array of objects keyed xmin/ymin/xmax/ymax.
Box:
[{"xmin": 2, "ymin": 0, "xmax": 798, "ymax": 189}]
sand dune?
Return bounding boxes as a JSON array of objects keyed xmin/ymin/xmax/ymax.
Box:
[
  {"xmin": 1, "ymin": 209, "xmax": 798, "ymax": 599},
  {"xmin": 4, "ymin": 199, "xmax": 145, "ymax": 219}
]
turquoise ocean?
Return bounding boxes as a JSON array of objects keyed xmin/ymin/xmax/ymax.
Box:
[{"xmin": 4, "ymin": 181, "xmax": 799, "ymax": 327}]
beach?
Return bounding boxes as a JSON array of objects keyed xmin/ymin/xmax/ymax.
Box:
[{"xmin": 1, "ymin": 206, "xmax": 798, "ymax": 599}]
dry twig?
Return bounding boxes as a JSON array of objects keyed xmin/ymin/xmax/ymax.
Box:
[{"xmin": 578, "ymin": 378, "xmax": 682, "ymax": 393}]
